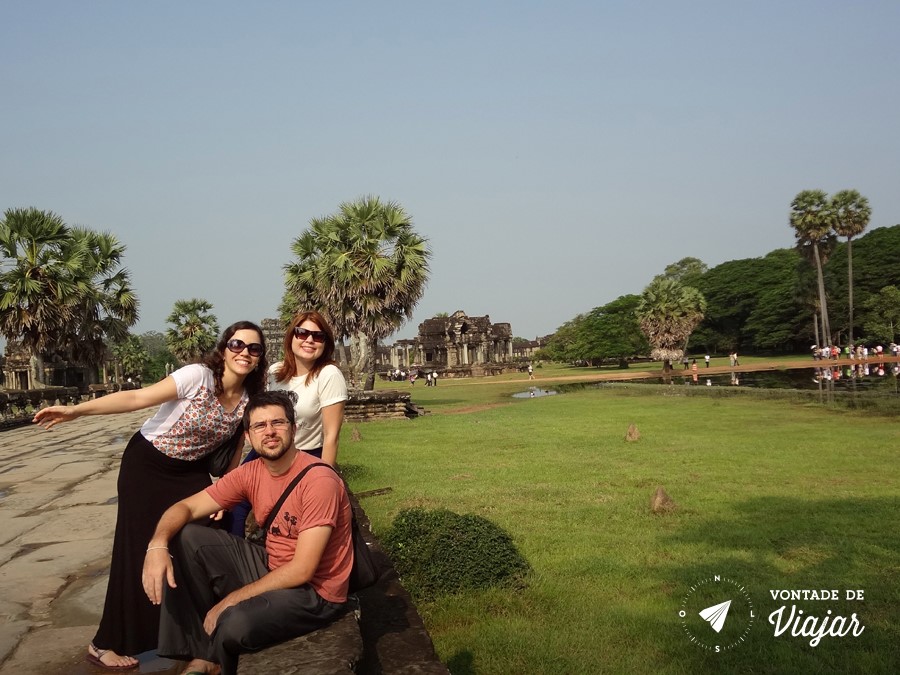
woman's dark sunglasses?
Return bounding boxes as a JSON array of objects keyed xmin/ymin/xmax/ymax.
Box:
[
  {"xmin": 293, "ymin": 327, "xmax": 327, "ymax": 343},
  {"xmin": 225, "ymin": 339, "xmax": 264, "ymax": 357}
]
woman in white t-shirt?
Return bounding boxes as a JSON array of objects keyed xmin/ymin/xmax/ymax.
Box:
[
  {"xmin": 33, "ymin": 321, "xmax": 268, "ymax": 670},
  {"xmin": 267, "ymin": 310, "xmax": 348, "ymax": 464}
]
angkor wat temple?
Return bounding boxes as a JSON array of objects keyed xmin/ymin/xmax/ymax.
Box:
[{"xmin": 388, "ymin": 310, "xmax": 513, "ymax": 369}]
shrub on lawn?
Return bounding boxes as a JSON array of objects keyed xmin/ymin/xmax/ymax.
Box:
[{"xmin": 384, "ymin": 507, "xmax": 531, "ymax": 600}]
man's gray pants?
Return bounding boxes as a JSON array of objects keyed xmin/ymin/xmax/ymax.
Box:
[{"xmin": 158, "ymin": 524, "xmax": 347, "ymax": 675}]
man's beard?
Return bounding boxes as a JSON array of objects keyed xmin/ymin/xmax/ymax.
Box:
[{"xmin": 254, "ymin": 440, "xmax": 291, "ymax": 461}]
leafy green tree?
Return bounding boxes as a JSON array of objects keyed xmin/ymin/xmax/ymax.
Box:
[
  {"xmin": 860, "ymin": 286, "xmax": 900, "ymax": 344},
  {"xmin": 693, "ymin": 249, "xmax": 809, "ymax": 353},
  {"xmin": 661, "ymin": 257, "xmax": 708, "ymax": 288},
  {"xmin": 636, "ymin": 278, "xmax": 706, "ymax": 375},
  {"xmin": 790, "ymin": 190, "xmax": 836, "ymax": 345},
  {"xmin": 831, "ymin": 190, "xmax": 871, "ymax": 346},
  {"xmin": 537, "ymin": 315, "xmax": 585, "ymax": 363},
  {"xmin": 744, "ymin": 251, "xmax": 814, "ymax": 351},
  {"xmin": 165, "ymin": 299, "xmax": 219, "ymax": 364},
  {"xmin": 581, "ymin": 295, "xmax": 649, "ymax": 367},
  {"xmin": 282, "ymin": 196, "xmax": 431, "ymax": 390},
  {"xmin": 829, "ymin": 225, "xmax": 900, "ymax": 316},
  {"xmin": 140, "ymin": 330, "xmax": 168, "ymax": 355},
  {"xmin": 140, "ymin": 330, "xmax": 178, "ymax": 383},
  {"xmin": 112, "ymin": 334, "xmax": 149, "ymax": 382}
]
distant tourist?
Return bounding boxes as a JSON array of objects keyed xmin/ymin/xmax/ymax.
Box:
[
  {"xmin": 704, "ymin": 354, "xmax": 710, "ymax": 367},
  {"xmin": 33, "ymin": 321, "xmax": 268, "ymax": 670},
  {"xmin": 528, "ymin": 363, "xmax": 534, "ymax": 380}
]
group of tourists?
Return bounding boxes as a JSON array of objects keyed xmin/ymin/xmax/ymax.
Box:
[
  {"xmin": 388, "ymin": 367, "xmax": 440, "ymax": 386},
  {"xmin": 32, "ymin": 311, "xmax": 351, "ymax": 675},
  {"xmin": 811, "ymin": 342, "xmax": 899, "ymax": 362},
  {"xmin": 388, "ymin": 368, "xmax": 410, "ymax": 382}
]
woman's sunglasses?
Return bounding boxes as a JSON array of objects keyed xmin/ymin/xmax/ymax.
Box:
[
  {"xmin": 225, "ymin": 339, "xmax": 264, "ymax": 357},
  {"xmin": 293, "ymin": 326, "xmax": 327, "ymax": 343}
]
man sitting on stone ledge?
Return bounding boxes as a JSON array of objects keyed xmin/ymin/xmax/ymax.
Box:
[{"xmin": 142, "ymin": 391, "xmax": 353, "ymax": 675}]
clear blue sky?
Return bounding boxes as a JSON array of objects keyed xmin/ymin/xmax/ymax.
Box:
[{"xmin": 3, "ymin": 1, "xmax": 898, "ymax": 342}]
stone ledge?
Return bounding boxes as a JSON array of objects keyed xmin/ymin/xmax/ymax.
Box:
[
  {"xmin": 237, "ymin": 609, "xmax": 363, "ymax": 674},
  {"xmin": 345, "ymin": 390, "xmax": 413, "ymax": 422}
]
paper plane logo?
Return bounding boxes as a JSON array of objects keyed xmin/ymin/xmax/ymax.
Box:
[
  {"xmin": 699, "ymin": 599, "xmax": 731, "ymax": 633},
  {"xmin": 678, "ymin": 575, "xmax": 754, "ymax": 652}
]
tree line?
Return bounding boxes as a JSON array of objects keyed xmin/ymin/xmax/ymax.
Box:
[
  {"xmin": 540, "ymin": 196, "xmax": 899, "ymax": 365},
  {"xmin": 1, "ymin": 198, "xmax": 431, "ymax": 390}
]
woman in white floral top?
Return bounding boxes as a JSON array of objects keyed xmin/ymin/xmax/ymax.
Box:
[{"xmin": 33, "ymin": 320, "xmax": 268, "ymax": 671}]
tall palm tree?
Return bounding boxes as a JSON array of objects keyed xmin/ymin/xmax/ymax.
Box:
[
  {"xmin": 831, "ymin": 189, "xmax": 871, "ymax": 347},
  {"xmin": 790, "ymin": 190, "xmax": 835, "ymax": 346},
  {"xmin": 0, "ymin": 208, "xmax": 84, "ymax": 384},
  {"xmin": 282, "ymin": 195, "xmax": 431, "ymax": 390},
  {"xmin": 636, "ymin": 277, "xmax": 706, "ymax": 377},
  {"xmin": 60, "ymin": 228, "xmax": 139, "ymax": 378},
  {"xmin": 165, "ymin": 298, "xmax": 219, "ymax": 364}
]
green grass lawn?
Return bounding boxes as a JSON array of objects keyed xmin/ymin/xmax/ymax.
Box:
[{"xmin": 342, "ymin": 380, "xmax": 899, "ymax": 674}]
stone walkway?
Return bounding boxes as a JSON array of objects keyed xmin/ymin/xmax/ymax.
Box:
[{"xmin": 0, "ymin": 411, "xmax": 186, "ymax": 673}]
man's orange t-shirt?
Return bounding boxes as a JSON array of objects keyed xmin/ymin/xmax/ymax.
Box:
[{"xmin": 206, "ymin": 451, "xmax": 353, "ymax": 603}]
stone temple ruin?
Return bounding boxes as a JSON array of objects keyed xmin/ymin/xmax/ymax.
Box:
[{"xmin": 388, "ymin": 310, "xmax": 514, "ymax": 376}]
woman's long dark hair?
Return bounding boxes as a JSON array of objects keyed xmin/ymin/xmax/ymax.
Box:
[
  {"xmin": 201, "ymin": 320, "xmax": 268, "ymax": 396},
  {"xmin": 275, "ymin": 310, "xmax": 337, "ymax": 386}
]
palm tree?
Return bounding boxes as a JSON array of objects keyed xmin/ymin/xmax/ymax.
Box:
[
  {"xmin": 831, "ymin": 189, "xmax": 871, "ymax": 348},
  {"xmin": 0, "ymin": 208, "xmax": 84, "ymax": 384},
  {"xmin": 165, "ymin": 299, "xmax": 219, "ymax": 364},
  {"xmin": 790, "ymin": 190, "xmax": 835, "ymax": 347},
  {"xmin": 60, "ymin": 228, "xmax": 139, "ymax": 379},
  {"xmin": 282, "ymin": 195, "xmax": 431, "ymax": 390},
  {"xmin": 1, "ymin": 208, "xmax": 141, "ymax": 386},
  {"xmin": 636, "ymin": 277, "xmax": 706, "ymax": 377}
]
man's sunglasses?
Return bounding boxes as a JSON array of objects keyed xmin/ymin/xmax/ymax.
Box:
[
  {"xmin": 293, "ymin": 327, "xmax": 327, "ymax": 343},
  {"xmin": 225, "ymin": 339, "xmax": 264, "ymax": 357}
]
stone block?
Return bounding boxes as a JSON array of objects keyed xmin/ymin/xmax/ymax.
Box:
[{"xmin": 237, "ymin": 609, "xmax": 363, "ymax": 674}]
